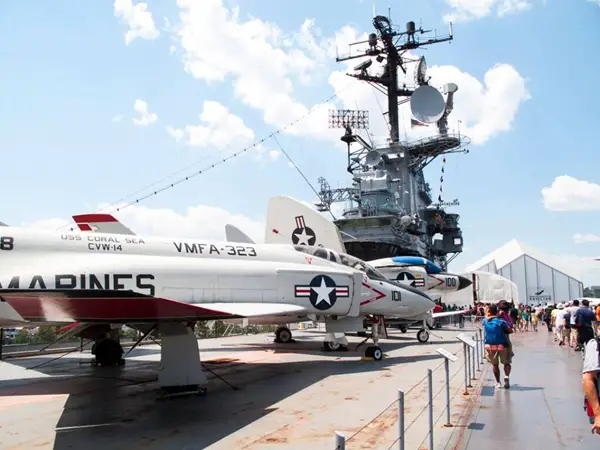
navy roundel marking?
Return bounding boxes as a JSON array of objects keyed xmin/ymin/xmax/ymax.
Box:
[
  {"xmin": 294, "ymin": 274, "xmax": 349, "ymax": 311},
  {"xmin": 291, "ymin": 215, "xmax": 317, "ymax": 246}
]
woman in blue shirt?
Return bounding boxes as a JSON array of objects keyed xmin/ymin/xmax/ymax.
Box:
[{"xmin": 483, "ymin": 303, "xmax": 514, "ymax": 389}]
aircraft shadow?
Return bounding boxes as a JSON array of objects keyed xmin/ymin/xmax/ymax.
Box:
[{"xmin": 0, "ymin": 346, "xmax": 446, "ymax": 450}]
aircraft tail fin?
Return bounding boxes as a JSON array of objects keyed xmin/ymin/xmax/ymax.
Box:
[
  {"xmin": 72, "ymin": 214, "xmax": 137, "ymax": 235},
  {"xmin": 264, "ymin": 195, "xmax": 346, "ymax": 253},
  {"xmin": 225, "ymin": 224, "xmax": 256, "ymax": 244}
]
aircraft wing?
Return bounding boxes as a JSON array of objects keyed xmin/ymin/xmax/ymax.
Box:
[
  {"xmin": 432, "ymin": 309, "xmax": 473, "ymax": 319},
  {"xmin": 0, "ymin": 289, "xmax": 308, "ymax": 323},
  {"xmin": 72, "ymin": 214, "xmax": 136, "ymax": 235}
]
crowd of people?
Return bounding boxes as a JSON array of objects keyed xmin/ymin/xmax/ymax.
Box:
[{"xmin": 480, "ymin": 299, "xmax": 600, "ymax": 436}]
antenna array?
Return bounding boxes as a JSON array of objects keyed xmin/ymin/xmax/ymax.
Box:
[{"xmin": 328, "ymin": 109, "xmax": 370, "ymax": 130}]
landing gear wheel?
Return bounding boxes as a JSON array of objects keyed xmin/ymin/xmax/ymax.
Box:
[
  {"xmin": 323, "ymin": 341, "xmax": 341, "ymax": 352},
  {"xmin": 371, "ymin": 346, "xmax": 383, "ymax": 361},
  {"xmin": 399, "ymin": 325, "xmax": 408, "ymax": 333},
  {"xmin": 435, "ymin": 321, "xmax": 442, "ymax": 329},
  {"xmin": 275, "ymin": 327, "xmax": 292, "ymax": 343},
  {"xmin": 365, "ymin": 346, "xmax": 374, "ymax": 358},
  {"xmin": 94, "ymin": 339, "xmax": 124, "ymax": 366},
  {"xmin": 417, "ymin": 329, "xmax": 430, "ymax": 343}
]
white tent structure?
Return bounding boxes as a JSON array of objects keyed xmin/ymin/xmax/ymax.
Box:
[
  {"xmin": 465, "ymin": 239, "xmax": 583, "ymax": 305},
  {"xmin": 442, "ymin": 271, "xmax": 519, "ymax": 307}
]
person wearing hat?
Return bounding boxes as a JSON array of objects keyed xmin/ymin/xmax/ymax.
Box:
[{"xmin": 555, "ymin": 303, "xmax": 568, "ymax": 346}]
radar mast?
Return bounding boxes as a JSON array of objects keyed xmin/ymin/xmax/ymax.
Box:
[{"xmin": 318, "ymin": 14, "xmax": 469, "ymax": 271}]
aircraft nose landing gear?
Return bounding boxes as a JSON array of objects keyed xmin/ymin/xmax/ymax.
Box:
[
  {"xmin": 416, "ymin": 320, "xmax": 430, "ymax": 343},
  {"xmin": 416, "ymin": 329, "xmax": 430, "ymax": 343},
  {"xmin": 358, "ymin": 317, "xmax": 385, "ymax": 361}
]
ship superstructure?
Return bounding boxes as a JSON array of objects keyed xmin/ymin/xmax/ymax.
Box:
[{"xmin": 316, "ymin": 15, "xmax": 469, "ymax": 270}]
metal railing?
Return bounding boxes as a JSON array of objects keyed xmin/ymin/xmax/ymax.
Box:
[{"xmin": 333, "ymin": 321, "xmax": 485, "ymax": 450}]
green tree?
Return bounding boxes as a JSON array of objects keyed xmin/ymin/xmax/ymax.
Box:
[
  {"xmin": 213, "ymin": 320, "xmax": 226, "ymax": 337},
  {"xmin": 32, "ymin": 326, "xmax": 61, "ymax": 344},
  {"xmin": 195, "ymin": 321, "xmax": 209, "ymax": 339},
  {"xmin": 14, "ymin": 330, "xmax": 31, "ymax": 344}
]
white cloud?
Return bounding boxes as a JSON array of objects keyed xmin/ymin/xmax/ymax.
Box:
[
  {"xmin": 574, "ymin": 233, "xmax": 600, "ymax": 244},
  {"xmin": 167, "ymin": 101, "xmax": 254, "ymax": 149},
  {"xmin": 114, "ymin": 0, "xmax": 159, "ymax": 45},
  {"xmin": 166, "ymin": 126, "xmax": 184, "ymax": 142},
  {"xmin": 132, "ymin": 99, "xmax": 158, "ymax": 126},
  {"xmin": 171, "ymin": 0, "xmax": 529, "ymax": 147},
  {"xmin": 268, "ymin": 150, "xmax": 281, "ymax": 161},
  {"xmin": 541, "ymin": 175, "xmax": 600, "ymax": 211},
  {"xmin": 586, "ymin": 0, "xmax": 600, "ymax": 6},
  {"xmin": 172, "ymin": 0, "xmax": 343, "ymax": 142},
  {"xmin": 443, "ymin": 0, "xmax": 532, "ymax": 23},
  {"xmin": 26, "ymin": 204, "xmax": 265, "ymax": 243}
]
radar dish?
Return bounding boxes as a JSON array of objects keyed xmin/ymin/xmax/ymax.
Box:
[
  {"xmin": 365, "ymin": 150, "xmax": 382, "ymax": 166},
  {"xmin": 415, "ymin": 56, "xmax": 428, "ymax": 86},
  {"xmin": 410, "ymin": 85, "xmax": 445, "ymax": 124},
  {"xmin": 444, "ymin": 83, "xmax": 458, "ymax": 94}
]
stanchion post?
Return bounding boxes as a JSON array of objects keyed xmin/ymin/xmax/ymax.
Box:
[
  {"xmin": 436, "ymin": 348, "xmax": 457, "ymax": 427},
  {"xmin": 398, "ymin": 389, "xmax": 405, "ymax": 450},
  {"xmin": 474, "ymin": 334, "xmax": 481, "ymax": 370},
  {"xmin": 457, "ymin": 334, "xmax": 476, "ymax": 393},
  {"xmin": 478, "ymin": 328, "xmax": 484, "ymax": 363},
  {"xmin": 466, "ymin": 344, "xmax": 472, "ymax": 387},
  {"xmin": 335, "ymin": 431, "xmax": 345, "ymax": 450},
  {"xmin": 471, "ymin": 343, "xmax": 476, "ymax": 380},
  {"xmin": 427, "ymin": 368, "xmax": 434, "ymax": 450},
  {"xmin": 462, "ymin": 342, "xmax": 468, "ymax": 394}
]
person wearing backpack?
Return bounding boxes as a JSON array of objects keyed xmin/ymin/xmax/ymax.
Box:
[
  {"xmin": 581, "ymin": 326, "xmax": 600, "ymax": 435},
  {"xmin": 483, "ymin": 303, "xmax": 514, "ymax": 389}
]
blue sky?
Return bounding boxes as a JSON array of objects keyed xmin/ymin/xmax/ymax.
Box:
[{"xmin": 1, "ymin": 0, "xmax": 599, "ymax": 283}]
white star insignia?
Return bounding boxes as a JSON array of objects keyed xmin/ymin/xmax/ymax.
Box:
[
  {"xmin": 311, "ymin": 277, "xmax": 334, "ymax": 306},
  {"xmin": 294, "ymin": 229, "xmax": 311, "ymax": 245}
]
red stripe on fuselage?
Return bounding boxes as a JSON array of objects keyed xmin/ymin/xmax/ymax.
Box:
[
  {"xmin": 360, "ymin": 282, "xmax": 386, "ymax": 306},
  {"xmin": 2, "ymin": 294, "xmax": 233, "ymax": 322},
  {"xmin": 72, "ymin": 214, "xmax": 118, "ymax": 224},
  {"xmin": 77, "ymin": 223, "xmax": 93, "ymax": 231}
]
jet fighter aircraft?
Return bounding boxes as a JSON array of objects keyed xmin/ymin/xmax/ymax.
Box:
[
  {"xmin": 71, "ymin": 211, "xmax": 438, "ymax": 348},
  {"xmin": 258, "ymin": 196, "xmax": 473, "ymax": 343},
  {"xmin": 1, "ymin": 219, "xmax": 434, "ymax": 393}
]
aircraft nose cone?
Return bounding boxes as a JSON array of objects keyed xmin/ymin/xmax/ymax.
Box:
[
  {"xmin": 458, "ymin": 275, "xmax": 472, "ymax": 291},
  {"xmin": 411, "ymin": 291, "xmax": 436, "ymax": 315}
]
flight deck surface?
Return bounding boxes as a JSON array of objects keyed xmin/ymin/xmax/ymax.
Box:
[{"xmin": 0, "ymin": 327, "xmax": 483, "ymax": 449}]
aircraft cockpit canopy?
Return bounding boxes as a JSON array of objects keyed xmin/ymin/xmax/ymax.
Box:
[{"xmin": 293, "ymin": 245, "xmax": 387, "ymax": 281}]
